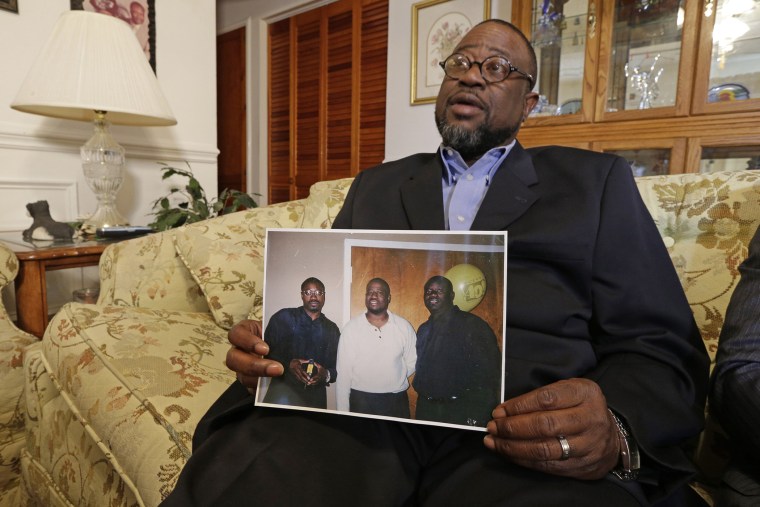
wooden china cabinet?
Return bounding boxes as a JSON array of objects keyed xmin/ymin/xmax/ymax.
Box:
[{"xmin": 511, "ymin": 0, "xmax": 760, "ymax": 175}]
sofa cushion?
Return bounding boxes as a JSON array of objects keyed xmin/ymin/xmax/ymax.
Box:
[
  {"xmin": 174, "ymin": 200, "xmax": 306, "ymax": 328},
  {"xmin": 635, "ymin": 170, "xmax": 760, "ymax": 363},
  {"xmin": 28, "ymin": 303, "xmax": 234, "ymax": 506},
  {"xmin": 99, "ymin": 231, "xmax": 210, "ymax": 312},
  {"xmin": 300, "ymin": 177, "xmax": 355, "ymax": 229}
]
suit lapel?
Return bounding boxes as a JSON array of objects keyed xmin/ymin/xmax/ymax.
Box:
[
  {"xmin": 472, "ymin": 143, "xmax": 539, "ymax": 230},
  {"xmin": 399, "ymin": 154, "xmax": 446, "ymax": 230}
]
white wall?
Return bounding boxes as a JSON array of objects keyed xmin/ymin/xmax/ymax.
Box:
[{"xmin": 0, "ymin": 0, "xmax": 218, "ymax": 315}]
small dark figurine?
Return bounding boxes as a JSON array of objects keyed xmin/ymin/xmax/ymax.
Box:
[{"xmin": 22, "ymin": 200, "xmax": 75, "ymax": 241}]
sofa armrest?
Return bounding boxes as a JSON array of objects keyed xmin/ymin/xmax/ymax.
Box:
[
  {"xmin": 98, "ymin": 230, "xmax": 209, "ymax": 313},
  {"xmin": 0, "ymin": 244, "xmax": 40, "ymax": 501}
]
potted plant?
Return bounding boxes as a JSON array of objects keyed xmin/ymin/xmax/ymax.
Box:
[{"xmin": 149, "ymin": 162, "xmax": 258, "ymax": 231}]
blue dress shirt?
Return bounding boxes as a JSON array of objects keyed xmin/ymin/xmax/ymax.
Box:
[{"xmin": 440, "ymin": 141, "xmax": 515, "ymax": 230}]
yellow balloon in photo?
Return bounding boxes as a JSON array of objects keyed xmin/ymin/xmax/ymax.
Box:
[{"xmin": 444, "ymin": 264, "xmax": 486, "ymax": 312}]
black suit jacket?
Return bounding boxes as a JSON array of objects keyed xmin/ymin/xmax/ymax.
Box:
[{"xmin": 333, "ymin": 143, "xmax": 709, "ymax": 500}]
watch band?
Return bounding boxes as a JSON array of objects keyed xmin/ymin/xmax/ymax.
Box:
[{"xmin": 608, "ymin": 409, "xmax": 640, "ymax": 481}]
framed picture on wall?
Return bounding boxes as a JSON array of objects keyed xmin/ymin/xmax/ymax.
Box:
[
  {"xmin": 256, "ymin": 228, "xmax": 507, "ymax": 432},
  {"xmin": 410, "ymin": 0, "xmax": 491, "ymax": 105},
  {"xmin": 70, "ymin": 0, "xmax": 156, "ymax": 72},
  {"xmin": 0, "ymin": 0, "xmax": 19, "ymax": 14}
]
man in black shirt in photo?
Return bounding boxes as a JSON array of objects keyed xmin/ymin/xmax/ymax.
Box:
[
  {"xmin": 261, "ymin": 277, "xmax": 340, "ymax": 409},
  {"xmin": 414, "ymin": 275, "xmax": 501, "ymax": 427}
]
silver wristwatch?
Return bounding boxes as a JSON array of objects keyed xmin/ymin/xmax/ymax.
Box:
[{"xmin": 608, "ymin": 409, "xmax": 640, "ymax": 481}]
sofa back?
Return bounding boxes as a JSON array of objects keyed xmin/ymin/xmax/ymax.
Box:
[
  {"xmin": 635, "ymin": 170, "xmax": 760, "ymax": 364},
  {"xmin": 99, "ymin": 170, "xmax": 760, "ymax": 355}
]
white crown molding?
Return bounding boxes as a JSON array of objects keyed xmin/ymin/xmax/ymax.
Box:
[
  {"xmin": 265, "ymin": 0, "xmax": 338, "ymax": 23},
  {"xmin": 0, "ymin": 121, "xmax": 219, "ymax": 165}
]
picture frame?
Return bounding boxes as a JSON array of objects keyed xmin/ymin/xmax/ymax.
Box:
[
  {"xmin": 70, "ymin": 0, "xmax": 156, "ymax": 72},
  {"xmin": 257, "ymin": 229, "xmax": 507, "ymax": 432},
  {"xmin": 410, "ymin": 0, "xmax": 491, "ymax": 105},
  {"xmin": 0, "ymin": 0, "xmax": 18, "ymax": 14}
]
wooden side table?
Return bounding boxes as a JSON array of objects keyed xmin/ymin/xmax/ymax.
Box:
[{"xmin": 0, "ymin": 233, "xmax": 115, "ymax": 338}]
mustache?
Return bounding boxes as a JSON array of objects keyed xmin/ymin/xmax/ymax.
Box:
[{"xmin": 447, "ymin": 91, "xmax": 486, "ymax": 110}]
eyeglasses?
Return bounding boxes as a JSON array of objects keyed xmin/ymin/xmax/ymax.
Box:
[
  {"xmin": 439, "ymin": 53, "xmax": 535, "ymax": 87},
  {"xmin": 301, "ymin": 289, "xmax": 325, "ymax": 297},
  {"xmin": 365, "ymin": 290, "xmax": 387, "ymax": 297},
  {"xmin": 424, "ymin": 288, "xmax": 447, "ymax": 296}
]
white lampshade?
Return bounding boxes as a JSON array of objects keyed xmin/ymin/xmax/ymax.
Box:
[
  {"xmin": 11, "ymin": 10, "xmax": 175, "ymax": 126},
  {"xmin": 10, "ymin": 10, "xmax": 176, "ymax": 233}
]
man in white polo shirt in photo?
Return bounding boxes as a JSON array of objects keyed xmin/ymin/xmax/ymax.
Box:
[{"xmin": 335, "ymin": 278, "xmax": 417, "ymax": 418}]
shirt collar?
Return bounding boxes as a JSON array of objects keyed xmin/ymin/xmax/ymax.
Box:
[
  {"xmin": 439, "ymin": 141, "xmax": 515, "ymax": 186},
  {"xmin": 299, "ymin": 306, "xmax": 323, "ymax": 321}
]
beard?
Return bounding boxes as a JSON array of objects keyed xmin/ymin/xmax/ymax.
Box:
[{"xmin": 435, "ymin": 111, "xmax": 520, "ymax": 161}]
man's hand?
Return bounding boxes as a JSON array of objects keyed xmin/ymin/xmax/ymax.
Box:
[
  {"xmin": 225, "ymin": 319, "xmax": 284, "ymax": 390},
  {"xmin": 289, "ymin": 359, "xmax": 328, "ymax": 386},
  {"xmin": 484, "ymin": 378, "xmax": 620, "ymax": 480}
]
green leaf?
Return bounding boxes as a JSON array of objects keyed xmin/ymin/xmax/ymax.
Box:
[{"xmin": 149, "ymin": 161, "xmax": 259, "ymax": 230}]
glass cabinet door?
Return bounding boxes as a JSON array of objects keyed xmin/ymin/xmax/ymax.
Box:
[
  {"xmin": 693, "ymin": 0, "xmax": 760, "ymax": 113},
  {"xmin": 699, "ymin": 146, "xmax": 760, "ymax": 173},
  {"xmin": 596, "ymin": 138, "xmax": 686, "ymax": 177},
  {"xmin": 604, "ymin": 148, "xmax": 672, "ymax": 176},
  {"xmin": 527, "ymin": 0, "xmax": 596, "ymax": 121},
  {"xmin": 597, "ymin": 0, "xmax": 690, "ymax": 116}
]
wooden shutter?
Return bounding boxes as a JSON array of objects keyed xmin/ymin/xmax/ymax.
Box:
[
  {"xmin": 268, "ymin": 19, "xmax": 292, "ymax": 204},
  {"xmin": 293, "ymin": 11, "xmax": 323, "ymax": 199},
  {"xmin": 358, "ymin": 0, "xmax": 388, "ymax": 170},
  {"xmin": 325, "ymin": 6, "xmax": 354, "ymax": 182},
  {"xmin": 268, "ymin": 0, "xmax": 388, "ymax": 204}
]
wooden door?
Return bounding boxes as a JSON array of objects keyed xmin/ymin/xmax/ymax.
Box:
[{"xmin": 217, "ymin": 27, "xmax": 247, "ymax": 194}]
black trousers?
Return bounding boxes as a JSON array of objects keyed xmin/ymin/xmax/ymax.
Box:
[
  {"xmin": 416, "ymin": 390, "xmax": 494, "ymax": 428},
  {"xmin": 262, "ymin": 376, "xmax": 326, "ymax": 408},
  {"xmin": 161, "ymin": 382, "xmax": 701, "ymax": 507},
  {"xmin": 350, "ymin": 388, "xmax": 410, "ymax": 418}
]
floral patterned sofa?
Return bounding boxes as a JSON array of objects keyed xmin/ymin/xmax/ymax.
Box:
[
  {"xmin": 9, "ymin": 169, "xmax": 760, "ymax": 506},
  {"xmin": 0, "ymin": 248, "xmax": 37, "ymax": 506}
]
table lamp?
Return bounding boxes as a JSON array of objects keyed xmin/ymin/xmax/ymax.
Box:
[{"xmin": 11, "ymin": 10, "xmax": 176, "ymax": 232}]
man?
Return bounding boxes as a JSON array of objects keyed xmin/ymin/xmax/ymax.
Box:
[
  {"xmin": 414, "ymin": 275, "xmax": 500, "ymax": 427},
  {"xmin": 163, "ymin": 19, "xmax": 708, "ymax": 506},
  {"xmin": 710, "ymin": 224, "xmax": 760, "ymax": 507},
  {"xmin": 129, "ymin": 1, "xmax": 146, "ymax": 26},
  {"xmin": 260, "ymin": 277, "xmax": 339, "ymax": 409},
  {"xmin": 335, "ymin": 278, "xmax": 416, "ymax": 418}
]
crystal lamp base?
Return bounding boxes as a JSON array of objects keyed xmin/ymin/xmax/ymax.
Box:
[
  {"xmin": 80, "ymin": 112, "xmax": 130, "ymax": 234},
  {"xmin": 82, "ymin": 204, "xmax": 129, "ymax": 232}
]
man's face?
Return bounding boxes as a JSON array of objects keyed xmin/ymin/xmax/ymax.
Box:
[
  {"xmin": 434, "ymin": 22, "xmax": 539, "ymax": 161},
  {"xmin": 424, "ymin": 280, "xmax": 454, "ymax": 316},
  {"xmin": 301, "ymin": 283, "xmax": 325, "ymax": 314},
  {"xmin": 365, "ymin": 281, "xmax": 390, "ymax": 315},
  {"xmin": 131, "ymin": 3, "xmax": 145, "ymax": 24}
]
